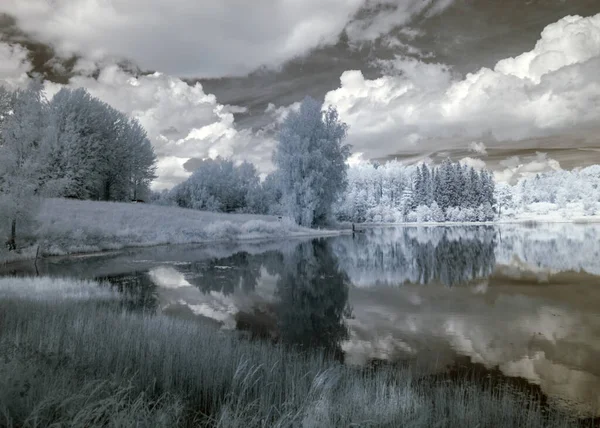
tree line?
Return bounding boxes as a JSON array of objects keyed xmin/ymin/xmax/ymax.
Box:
[
  {"xmin": 163, "ymin": 97, "xmax": 497, "ymax": 225},
  {"xmin": 333, "ymin": 159, "xmax": 496, "ymax": 223},
  {"xmin": 1, "ymin": 83, "xmax": 500, "ymax": 253},
  {"xmin": 0, "ymin": 82, "xmax": 157, "ymax": 250},
  {"xmin": 158, "ymin": 97, "xmax": 350, "ymax": 227}
]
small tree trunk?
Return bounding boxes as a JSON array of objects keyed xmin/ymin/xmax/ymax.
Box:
[
  {"xmin": 6, "ymin": 218, "xmax": 16, "ymax": 251},
  {"xmin": 104, "ymin": 180, "xmax": 111, "ymax": 201}
]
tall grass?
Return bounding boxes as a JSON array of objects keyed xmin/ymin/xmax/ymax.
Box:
[{"xmin": 0, "ymin": 276, "xmax": 586, "ymax": 427}]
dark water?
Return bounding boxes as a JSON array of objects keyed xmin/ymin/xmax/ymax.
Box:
[{"xmin": 2, "ymin": 224, "xmax": 600, "ymax": 417}]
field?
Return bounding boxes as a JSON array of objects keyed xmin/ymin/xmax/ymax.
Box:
[{"xmin": 1, "ymin": 198, "xmax": 339, "ymax": 264}]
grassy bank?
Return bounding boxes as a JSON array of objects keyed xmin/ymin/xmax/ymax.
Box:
[
  {"xmin": 0, "ymin": 277, "xmax": 585, "ymax": 428},
  {"xmin": 1, "ymin": 198, "xmax": 341, "ymax": 264}
]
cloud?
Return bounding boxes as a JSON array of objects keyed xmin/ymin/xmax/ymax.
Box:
[
  {"xmin": 494, "ymin": 15, "xmax": 600, "ymax": 83},
  {"xmin": 0, "ymin": 42, "xmax": 31, "ymax": 87},
  {"xmin": 43, "ymin": 64, "xmax": 275, "ymax": 189},
  {"xmin": 494, "ymin": 153, "xmax": 562, "ymax": 184},
  {"xmin": 344, "ymin": 280, "xmax": 600, "ymax": 416},
  {"xmin": 0, "ymin": 0, "xmax": 367, "ymax": 78},
  {"xmin": 324, "ymin": 57, "xmax": 454, "ymax": 157},
  {"xmin": 6, "ymin": 11, "xmax": 600, "ymax": 191},
  {"xmin": 347, "ymin": 152, "xmax": 368, "ymax": 166},
  {"xmin": 0, "ymin": 0, "xmax": 460, "ymax": 190},
  {"xmin": 345, "ymin": 0, "xmax": 454, "ymax": 44},
  {"xmin": 265, "ymin": 101, "xmax": 302, "ymax": 125},
  {"xmin": 0, "ymin": 0, "xmax": 458, "ymax": 78},
  {"xmin": 325, "ymin": 14, "xmax": 600, "ymax": 160},
  {"xmin": 469, "ymin": 141, "xmax": 487, "ymax": 155},
  {"xmin": 459, "ymin": 157, "xmax": 487, "ymax": 171}
]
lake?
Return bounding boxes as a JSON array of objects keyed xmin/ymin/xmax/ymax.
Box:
[{"xmin": 2, "ymin": 223, "xmax": 599, "ymax": 418}]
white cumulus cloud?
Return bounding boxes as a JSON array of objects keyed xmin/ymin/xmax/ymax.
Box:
[
  {"xmin": 0, "ymin": 42, "xmax": 32, "ymax": 87},
  {"xmin": 469, "ymin": 141, "xmax": 487, "ymax": 155},
  {"xmin": 325, "ymin": 14, "xmax": 600, "ymax": 160},
  {"xmin": 494, "ymin": 153, "xmax": 562, "ymax": 184}
]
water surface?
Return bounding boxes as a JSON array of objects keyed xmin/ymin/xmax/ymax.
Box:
[{"xmin": 2, "ymin": 224, "xmax": 600, "ymax": 417}]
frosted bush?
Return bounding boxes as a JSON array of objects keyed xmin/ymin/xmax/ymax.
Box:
[{"xmin": 416, "ymin": 205, "xmax": 432, "ymax": 223}]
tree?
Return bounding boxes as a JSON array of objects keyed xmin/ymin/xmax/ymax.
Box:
[
  {"xmin": 0, "ymin": 82, "xmax": 47, "ymax": 250},
  {"xmin": 400, "ymin": 188, "xmax": 413, "ymax": 220},
  {"xmin": 45, "ymin": 88, "xmax": 157, "ymax": 201},
  {"xmin": 124, "ymin": 118, "xmax": 157, "ymax": 201},
  {"xmin": 413, "ymin": 167, "xmax": 424, "ymax": 207},
  {"xmin": 421, "ymin": 164, "xmax": 433, "ymax": 206},
  {"xmin": 260, "ymin": 171, "xmax": 283, "ymax": 215},
  {"xmin": 430, "ymin": 201, "xmax": 445, "ymax": 222},
  {"xmin": 276, "ymin": 239, "xmax": 351, "ymax": 356},
  {"xmin": 0, "ymin": 84, "xmax": 158, "ymax": 251},
  {"xmin": 273, "ymin": 97, "xmax": 350, "ymax": 227},
  {"xmin": 0, "ymin": 86, "xmax": 14, "ymax": 132},
  {"xmin": 480, "ymin": 170, "xmax": 496, "ymax": 208},
  {"xmin": 170, "ymin": 157, "xmax": 262, "ymax": 213}
]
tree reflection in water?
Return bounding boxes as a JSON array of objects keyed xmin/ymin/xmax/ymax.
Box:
[
  {"xmin": 275, "ymin": 239, "xmax": 352, "ymax": 357},
  {"xmin": 333, "ymin": 226, "xmax": 497, "ymax": 286},
  {"xmin": 97, "ymin": 272, "xmax": 159, "ymax": 314}
]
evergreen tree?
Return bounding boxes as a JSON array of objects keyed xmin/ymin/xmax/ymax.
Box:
[
  {"xmin": 421, "ymin": 164, "xmax": 433, "ymax": 206},
  {"xmin": 435, "ymin": 159, "xmax": 454, "ymax": 210},
  {"xmin": 469, "ymin": 167, "xmax": 482, "ymax": 207},
  {"xmin": 413, "ymin": 167, "xmax": 423, "ymax": 208}
]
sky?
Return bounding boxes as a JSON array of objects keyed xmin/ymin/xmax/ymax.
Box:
[{"xmin": 0, "ymin": 0, "xmax": 599, "ymax": 189}]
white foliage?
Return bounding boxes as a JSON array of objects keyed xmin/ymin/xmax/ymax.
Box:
[
  {"xmin": 169, "ymin": 157, "xmax": 261, "ymax": 213},
  {"xmin": 335, "ymin": 159, "xmax": 495, "ymax": 223},
  {"xmin": 274, "ymin": 97, "xmax": 350, "ymax": 227},
  {"xmin": 45, "ymin": 87, "xmax": 157, "ymax": 201},
  {"xmin": 331, "ymin": 226, "xmax": 497, "ymax": 287},
  {"xmin": 0, "ymin": 85, "xmax": 158, "ymax": 252},
  {"xmin": 0, "ymin": 82, "xmax": 47, "ymax": 247},
  {"xmin": 497, "ymin": 166, "xmax": 600, "ymax": 220}
]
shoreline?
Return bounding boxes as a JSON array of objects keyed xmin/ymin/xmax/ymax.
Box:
[
  {"xmin": 344, "ymin": 217, "xmax": 600, "ymax": 228},
  {"xmin": 5, "ymin": 216, "xmax": 600, "ymax": 266},
  {"xmin": 0, "ymin": 198, "xmax": 347, "ymax": 266},
  {"xmin": 0, "ymin": 228, "xmax": 347, "ymax": 267}
]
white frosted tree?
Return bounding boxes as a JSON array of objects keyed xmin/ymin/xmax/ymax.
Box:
[
  {"xmin": 0, "ymin": 82, "xmax": 47, "ymax": 250},
  {"xmin": 0, "ymin": 86, "xmax": 14, "ymax": 129},
  {"xmin": 261, "ymin": 171, "xmax": 283, "ymax": 215},
  {"xmin": 413, "ymin": 167, "xmax": 424, "ymax": 207},
  {"xmin": 274, "ymin": 97, "xmax": 350, "ymax": 227},
  {"xmin": 124, "ymin": 118, "xmax": 157, "ymax": 201},
  {"xmin": 494, "ymin": 182, "xmax": 513, "ymax": 216},
  {"xmin": 45, "ymin": 88, "xmax": 156, "ymax": 201},
  {"xmin": 400, "ymin": 188, "xmax": 413, "ymax": 220},
  {"xmin": 421, "ymin": 164, "xmax": 434, "ymax": 206},
  {"xmin": 430, "ymin": 201, "xmax": 445, "ymax": 222},
  {"xmin": 170, "ymin": 157, "xmax": 262, "ymax": 213},
  {"xmin": 333, "ymin": 158, "xmax": 498, "ymax": 224}
]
